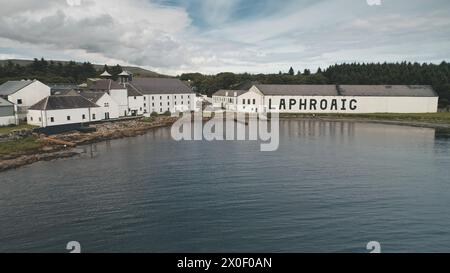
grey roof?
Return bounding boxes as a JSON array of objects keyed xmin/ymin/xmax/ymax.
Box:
[
  {"xmin": 213, "ymin": 90, "xmax": 249, "ymax": 97},
  {"xmin": 51, "ymin": 89, "xmax": 80, "ymax": 96},
  {"xmin": 79, "ymin": 91, "xmax": 107, "ymax": 103},
  {"xmin": 338, "ymin": 85, "xmax": 438, "ymax": 97},
  {"xmin": 0, "ymin": 97, "xmax": 13, "ymax": 107},
  {"xmin": 90, "ymin": 79, "xmax": 125, "ymax": 91},
  {"xmin": 254, "ymin": 84, "xmax": 339, "ymax": 96},
  {"xmin": 126, "ymin": 84, "xmax": 143, "ymax": 97},
  {"xmin": 127, "ymin": 78, "xmax": 194, "ymax": 95},
  {"xmin": 0, "ymin": 80, "xmax": 34, "ymax": 96},
  {"xmin": 29, "ymin": 95, "xmax": 99, "ymax": 111},
  {"xmin": 253, "ymin": 84, "xmax": 438, "ymax": 97}
]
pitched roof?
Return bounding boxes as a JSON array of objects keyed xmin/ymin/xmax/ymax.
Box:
[
  {"xmin": 100, "ymin": 71, "xmax": 112, "ymax": 77},
  {"xmin": 338, "ymin": 85, "xmax": 438, "ymax": 97},
  {"xmin": 126, "ymin": 84, "xmax": 143, "ymax": 97},
  {"xmin": 127, "ymin": 78, "xmax": 194, "ymax": 95},
  {"xmin": 254, "ymin": 84, "xmax": 339, "ymax": 96},
  {"xmin": 29, "ymin": 95, "xmax": 99, "ymax": 111},
  {"xmin": 213, "ymin": 90, "xmax": 249, "ymax": 97},
  {"xmin": 79, "ymin": 91, "xmax": 107, "ymax": 103},
  {"xmin": 0, "ymin": 97, "xmax": 13, "ymax": 107},
  {"xmin": 253, "ymin": 84, "xmax": 438, "ymax": 97},
  {"xmin": 90, "ymin": 79, "xmax": 124, "ymax": 91},
  {"xmin": 0, "ymin": 80, "xmax": 34, "ymax": 96}
]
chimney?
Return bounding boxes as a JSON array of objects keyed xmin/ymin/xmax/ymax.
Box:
[{"xmin": 225, "ymin": 91, "xmax": 229, "ymax": 97}]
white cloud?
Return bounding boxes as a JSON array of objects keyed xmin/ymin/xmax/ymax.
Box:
[
  {"xmin": 0, "ymin": 0, "xmax": 449, "ymax": 75},
  {"xmin": 367, "ymin": 0, "xmax": 382, "ymax": 6}
]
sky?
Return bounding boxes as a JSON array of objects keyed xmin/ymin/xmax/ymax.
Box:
[{"xmin": 0, "ymin": 0, "xmax": 449, "ymax": 75}]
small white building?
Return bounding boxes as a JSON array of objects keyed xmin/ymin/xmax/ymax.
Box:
[
  {"xmin": 212, "ymin": 89, "xmax": 261, "ymax": 112},
  {"xmin": 0, "ymin": 80, "xmax": 51, "ymax": 120},
  {"xmin": 0, "ymin": 97, "xmax": 18, "ymax": 126},
  {"xmin": 27, "ymin": 95, "xmax": 99, "ymax": 127},
  {"xmin": 126, "ymin": 85, "xmax": 145, "ymax": 116},
  {"xmin": 219, "ymin": 84, "xmax": 439, "ymax": 114},
  {"xmin": 79, "ymin": 91, "xmax": 120, "ymax": 120},
  {"xmin": 125, "ymin": 78, "xmax": 196, "ymax": 116},
  {"xmin": 89, "ymin": 79, "xmax": 129, "ymax": 117}
]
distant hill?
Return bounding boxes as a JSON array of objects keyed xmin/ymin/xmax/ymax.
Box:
[{"xmin": 0, "ymin": 59, "xmax": 166, "ymax": 78}]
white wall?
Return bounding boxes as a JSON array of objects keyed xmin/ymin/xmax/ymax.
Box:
[
  {"xmin": 128, "ymin": 95, "xmax": 145, "ymax": 116},
  {"xmin": 0, "ymin": 115, "xmax": 18, "ymax": 126},
  {"xmin": 263, "ymin": 96, "xmax": 439, "ymax": 113},
  {"xmin": 8, "ymin": 80, "xmax": 51, "ymax": 119},
  {"xmin": 90, "ymin": 94, "xmax": 120, "ymax": 121},
  {"xmin": 144, "ymin": 93, "xmax": 195, "ymax": 116},
  {"xmin": 27, "ymin": 108, "xmax": 93, "ymax": 127},
  {"xmin": 109, "ymin": 88, "xmax": 128, "ymax": 117}
]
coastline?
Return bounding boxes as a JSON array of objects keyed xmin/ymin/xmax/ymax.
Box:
[{"xmin": 0, "ymin": 116, "xmax": 179, "ymax": 173}]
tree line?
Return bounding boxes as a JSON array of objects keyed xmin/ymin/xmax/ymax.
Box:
[
  {"xmin": 0, "ymin": 58, "xmax": 127, "ymax": 84},
  {"xmin": 1, "ymin": 59, "xmax": 449, "ymax": 107},
  {"xmin": 180, "ymin": 62, "xmax": 450, "ymax": 107}
]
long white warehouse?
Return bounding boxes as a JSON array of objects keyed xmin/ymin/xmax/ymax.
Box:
[{"xmin": 214, "ymin": 85, "xmax": 439, "ymax": 113}]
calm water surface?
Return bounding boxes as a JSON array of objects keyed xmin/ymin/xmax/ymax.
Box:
[{"xmin": 1, "ymin": 120, "xmax": 450, "ymax": 253}]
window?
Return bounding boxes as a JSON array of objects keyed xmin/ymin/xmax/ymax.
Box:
[
  {"xmin": 144, "ymin": 103, "xmax": 147, "ymax": 107},
  {"xmin": 243, "ymin": 99, "xmax": 245, "ymax": 105},
  {"xmin": 140, "ymin": 107, "xmax": 142, "ymax": 111},
  {"xmin": 152, "ymin": 103, "xmax": 155, "ymax": 107},
  {"xmin": 175, "ymin": 102, "xmax": 177, "ymax": 105},
  {"xmin": 253, "ymin": 99, "xmax": 256, "ymax": 105},
  {"xmin": 30, "ymin": 117, "xmax": 33, "ymax": 121},
  {"xmin": 38, "ymin": 117, "xmax": 41, "ymax": 122},
  {"xmin": 82, "ymin": 114, "xmax": 86, "ymax": 120},
  {"xmin": 167, "ymin": 96, "xmax": 169, "ymax": 99},
  {"xmin": 167, "ymin": 102, "xmax": 170, "ymax": 106},
  {"xmin": 67, "ymin": 116, "xmax": 71, "ymax": 121},
  {"xmin": 188, "ymin": 95, "xmax": 190, "ymax": 99},
  {"xmin": 50, "ymin": 117, "xmax": 54, "ymax": 122},
  {"xmin": 104, "ymin": 103, "xmax": 109, "ymax": 107},
  {"xmin": 17, "ymin": 99, "xmax": 23, "ymax": 105},
  {"xmin": 160, "ymin": 96, "xmax": 162, "ymax": 100},
  {"xmin": 160, "ymin": 102, "xmax": 162, "ymax": 106},
  {"xmin": 175, "ymin": 96, "xmax": 177, "ymax": 99},
  {"xmin": 160, "ymin": 108, "xmax": 162, "ymax": 112},
  {"xmin": 134, "ymin": 96, "xmax": 137, "ymax": 100},
  {"xmin": 92, "ymin": 114, "xmax": 96, "ymax": 120},
  {"xmin": 152, "ymin": 96, "xmax": 154, "ymax": 100},
  {"xmin": 181, "ymin": 95, "xmax": 184, "ymax": 99},
  {"xmin": 144, "ymin": 97, "xmax": 147, "ymax": 101},
  {"xmin": 248, "ymin": 99, "xmax": 251, "ymax": 104}
]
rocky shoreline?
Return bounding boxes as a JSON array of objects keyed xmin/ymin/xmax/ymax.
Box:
[{"xmin": 0, "ymin": 116, "xmax": 178, "ymax": 172}]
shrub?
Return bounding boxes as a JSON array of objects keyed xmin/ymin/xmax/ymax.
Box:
[
  {"xmin": 163, "ymin": 111, "xmax": 171, "ymax": 116},
  {"xmin": 150, "ymin": 112, "xmax": 159, "ymax": 117}
]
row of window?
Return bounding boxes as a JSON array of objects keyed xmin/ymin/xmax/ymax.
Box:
[
  {"xmin": 150, "ymin": 95, "xmax": 191, "ymax": 101},
  {"xmin": 30, "ymin": 114, "xmax": 98, "ymax": 123},
  {"xmin": 242, "ymin": 99, "xmax": 256, "ymax": 105}
]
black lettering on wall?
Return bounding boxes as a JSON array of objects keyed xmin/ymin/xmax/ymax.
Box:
[
  {"xmin": 310, "ymin": 99, "xmax": 317, "ymax": 110},
  {"xmin": 330, "ymin": 99, "xmax": 338, "ymax": 110},
  {"xmin": 341, "ymin": 99, "xmax": 347, "ymax": 111},
  {"xmin": 299, "ymin": 99, "xmax": 307, "ymax": 110},
  {"xmin": 279, "ymin": 99, "xmax": 286, "ymax": 110},
  {"xmin": 320, "ymin": 99, "xmax": 328, "ymax": 110},
  {"xmin": 350, "ymin": 99, "xmax": 357, "ymax": 110},
  {"xmin": 289, "ymin": 99, "xmax": 297, "ymax": 110},
  {"xmin": 269, "ymin": 98, "xmax": 275, "ymax": 110}
]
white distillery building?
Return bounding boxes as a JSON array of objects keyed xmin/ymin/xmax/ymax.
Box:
[
  {"xmin": 89, "ymin": 79, "xmax": 130, "ymax": 117},
  {"xmin": 0, "ymin": 97, "xmax": 18, "ymax": 126},
  {"xmin": 27, "ymin": 95, "xmax": 99, "ymax": 127},
  {"xmin": 218, "ymin": 85, "xmax": 438, "ymax": 114},
  {"xmin": 79, "ymin": 91, "xmax": 120, "ymax": 120},
  {"xmin": 212, "ymin": 90, "xmax": 250, "ymax": 111},
  {"xmin": 125, "ymin": 78, "xmax": 196, "ymax": 116},
  {"xmin": 126, "ymin": 84, "xmax": 145, "ymax": 116},
  {"xmin": 0, "ymin": 80, "xmax": 51, "ymax": 120}
]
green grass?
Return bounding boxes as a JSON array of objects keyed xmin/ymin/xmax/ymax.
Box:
[
  {"xmin": 0, "ymin": 124, "xmax": 37, "ymax": 134},
  {"xmin": 0, "ymin": 136, "xmax": 43, "ymax": 155},
  {"xmin": 280, "ymin": 112, "xmax": 450, "ymax": 123}
]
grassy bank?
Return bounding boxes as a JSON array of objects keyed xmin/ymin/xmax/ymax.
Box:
[
  {"xmin": 0, "ymin": 124, "xmax": 36, "ymax": 134},
  {"xmin": 280, "ymin": 113, "xmax": 450, "ymax": 124},
  {"xmin": 0, "ymin": 136, "xmax": 43, "ymax": 155}
]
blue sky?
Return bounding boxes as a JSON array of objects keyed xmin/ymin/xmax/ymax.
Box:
[{"xmin": 0, "ymin": 0, "xmax": 449, "ymax": 75}]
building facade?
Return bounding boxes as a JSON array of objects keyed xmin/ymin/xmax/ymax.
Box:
[
  {"xmin": 27, "ymin": 95, "xmax": 99, "ymax": 127},
  {"xmin": 0, "ymin": 80, "xmax": 51, "ymax": 120},
  {"xmin": 79, "ymin": 91, "xmax": 120, "ymax": 120},
  {"xmin": 221, "ymin": 85, "xmax": 439, "ymax": 114},
  {"xmin": 126, "ymin": 78, "xmax": 196, "ymax": 116},
  {"xmin": 0, "ymin": 97, "xmax": 18, "ymax": 126}
]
